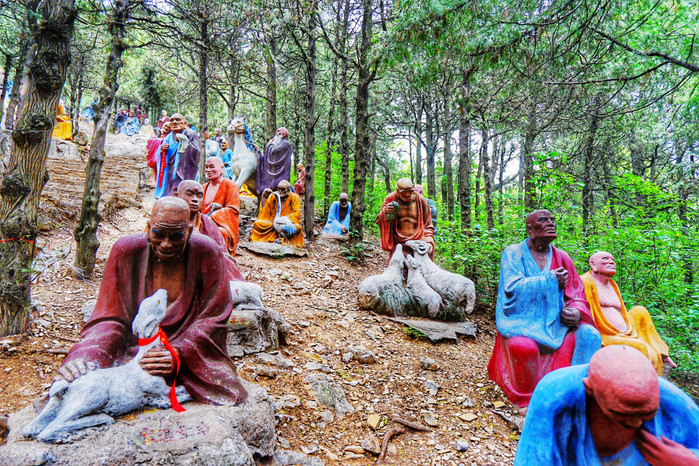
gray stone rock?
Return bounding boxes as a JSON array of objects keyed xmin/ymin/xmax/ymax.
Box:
[
  {"xmin": 72, "ymin": 132, "xmax": 89, "ymax": 146},
  {"xmin": 81, "ymin": 299, "xmax": 97, "ymax": 323},
  {"xmin": 304, "ymin": 374, "xmax": 354, "ymax": 419},
  {"xmin": 423, "ymin": 380, "xmax": 440, "ymax": 396},
  {"xmin": 239, "ymin": 241, "xmax": 308, "ymax": 258},
  {"xmin": 1, "ymin": 381, "xmax": 275, "ymax": 464},
  {"xmin": 454, "ymin": 440, "xmax": 470, "ymax": 452},
  {"xmin": 274, "ymin": 450, "xmax": 324, "ymax": 466},
  {"xmin": 227, "ymin": 308, "xmax": 290, "ymax": 357},
  {"xmin": 420, "ymin": 357, "xmax": 440, "ymax": 371},
  {"xmin": 389, "ymin": 317, "xmax": 477, "ymax": 342}
]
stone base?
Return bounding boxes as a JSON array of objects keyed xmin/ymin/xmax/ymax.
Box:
[
  {"xmin": 0, "ymin": 381, "xmax": 275, "ymax": 465},
  {"xmin": 388, "ymin": 317, "xmax": 477, "ymax": 342},
  {"xmin": 239, "ymin": 241, "xmax": 308, "ymax": 258},
  {"xmin": 228, "ymin": 308, "xmax": 292, "ymax": 358}
]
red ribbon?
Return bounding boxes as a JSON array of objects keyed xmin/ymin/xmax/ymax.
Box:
[
  {"xmin": 0, "ymin": 237, "xmax": 37, "ymax": 244},
  {"xmin": 139, "ymin": 327, "xmax": 185, "ymax": 413}
]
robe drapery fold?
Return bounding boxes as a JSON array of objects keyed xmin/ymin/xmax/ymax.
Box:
[
  {"xmin": 154, "ymin": 132, "xmax": 178, "ymax": 199},
  {"xmin": 123, "ymin": 116, "xmax": 140, "ymax": 136},
  {"xmin": 514, "ymin": 364, "xmax": 699, "ymax": 465},
  {"xmin": 488, "ymin": 240, "xmax": 599, "ymax": 407},
  {"xmin": 293, "ymin": 168, "xmax": 305, "ymax": 195},
  {"xmin": 250, "ymin": 191, "xmax": 303, "ymax": 247},
  {"xmin": 52, "ymin": 102, "xmax": 72, "ymax": 140},
  {"xmin": 581, "ymin": 272, "xmax": 669, "ymax": 375},
  {"xmin": 257, "ymin": 139, "xmax": 293, "ymax": 194},
  {"xmin": 321, "ymin": 201, "xmax": 351, "ymax": 237},
  {"xmin": 146, "ymin": 137, "xmax": 162, "ymax": 170},
  {"xmin": 376, "ymin": 191, "xmax": 435, "ymax": 261},
  {"xmin": 201, "ymin": 179, "xmax": 241, "ymax": 256},
  {"xmin": 61, "ymin": 233, "xmax": 247, "ymax": 405},
  {"xmin": 193, "ymin": 216, "xmax": 244, "ymax": 282}
]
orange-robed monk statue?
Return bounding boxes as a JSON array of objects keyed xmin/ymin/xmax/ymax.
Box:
[{"xmin": 376, "ymin": 178, "xmax": 435, "ymax": 261}]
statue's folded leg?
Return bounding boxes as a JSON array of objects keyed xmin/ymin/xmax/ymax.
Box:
[{"xmin": 571, "ymin": 324, "xmax": 601, "ymax": 366}]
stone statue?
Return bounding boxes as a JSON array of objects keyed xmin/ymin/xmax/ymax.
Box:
[
  {"xmin": 250, "ymin": 181, "xmax": 303, "ymax": 248},
  {"xmin": 52, "ymin": 197, "xmax": 247, "ymax": 406},
  {"xmin": 155, "ymin": 113, "xmax": 200, "ymax": 198},
  {"xmin": 582, "ymin": 251, "xmax": 676, "ymax": 374},
  {"xmin": 487, "ymin": 209, "xmax": 601, "ymax": 407},
  {"xmin": 320, "ymin": 193, "xmax": 351, "ymax": 238},
  {"xmin": 226, "ymin": 117, "xmax": 259, "ymax": 193},
  {"xmin": 376, "ymin": 178, "xmax": 435, "ymax": 261},
  {"xmin": 358, "ymin": 241, "xmax": 475, "ymax": 321},
  {"xmin": 202, "ymin": 157, "xmax": 241, "ymax": 256},
  {"xmin": 293, "ymin": 162, "xmax": 305, "ymax": 195},
  {"xmin": 515, "ymin": 346, "xmax": 699, "ymax": 465},
  {"xmin": 257, "ymin": 127, "xmax": 293, "ymax": 195},
  {"xmin": 23, "ymin": 289, "xmax": 191, "ymax": 442},
  {"xmin": 205, "ymin": 138, "xmax": 222, "ymax": 159}
]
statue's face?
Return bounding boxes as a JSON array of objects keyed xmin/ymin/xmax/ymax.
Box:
[
  {"xmin": 590, "ymin": 252, "xmax": 616, "ymax": 277},
  {"xmin": 590, "ymin": 376, "xmax": 658, "ymax": 430},
  {"xmin": 339, "ymin": 193, "xmax": 349, "ymax": 207},
  {"xmin": 148, "ymin": 206, "xmax": 191, "ymax": 262},
  {"xmin": 177, "ymin": 182, "xmax": 204, "ymax": 214},
  {"xmin": 170, "ymin": 115, "xmax": 186, "ymax": 133},
  {"xmin": 526, "ymin": 210, "xmax": 557, "ymax": 241},
  {"xmin": 278, "ymin": 184, "xmax": 291, "ymax": 201},
  {"xmin": 221, "ymin": 140, "xmax": 228, "ymax": 150},
  {"xmin": 162, "ymin": 122, "xmax": 172, "ymax": 136},
  {"xmin": 205, "ymin": 158, "xmax": 224, "ymax": 181},
  {"xmin": 397, "ymin": 186, "xmax": 414, "ymax": 203}
]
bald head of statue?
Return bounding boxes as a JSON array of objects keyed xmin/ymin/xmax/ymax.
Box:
[
  {"xmin": 176, "ymin": 180, "xmax": 205, "ymax": 219},
  {"xmin": 525, "ymin": 209, "xmax": 557, "ymax": 242},
  {"xmin": 396, "ymin": 177, "xmax": 415, "ymax": 203},
  {"xmin": 339, "ymin": 192, "xmax": 349, "ymax": 207},
  {"xmin": 277, "ymin": 180, "xmax": 292, "ymax": 202},
  {"xmin": 583, "ymin": 346, "xmax": 660, "ymax": 430},
  {"xmin": 147, "ymin": 197, "xmax": 193, "ymax": 262}
]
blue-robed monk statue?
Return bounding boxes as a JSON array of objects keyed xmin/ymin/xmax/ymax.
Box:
[
  {"xmin": 321, "ymin": 193, "xmax": 351, "ymax": 238},
  {"xmin": 515, "ymin": 345, "xmax": 699, "ymax": 465},
  {"xmin": 155, "ymin": 113, "xmax": 200, "ymax": 198}
]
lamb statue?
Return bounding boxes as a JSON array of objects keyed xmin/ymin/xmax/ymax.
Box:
[
  {"xmin": 22, "ymin": 289, "xmax": 190, "ymax": 442},
  {"xmin": 358, "ymin": 241, "xmax": 475, "ymax": 321},
  {"xmin": 226, "ymin": 117, "xmax": 259, "ymax": 194}
]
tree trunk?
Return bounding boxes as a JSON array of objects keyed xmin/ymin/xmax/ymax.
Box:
[
  {"xmin": 338, "ymin": 0, "xmax": 350, "ymax": 194},
  {"xmin": 72, "ymin": 71, "xmax": 83, "ymax": 136},
  {"xmin": 415, "ymin": 102, "xmax": 423, "ymax": 185},
  {"xmin": 4, "ymin": 32, "xmax": 31, "ymax": 130},
  {"xmin": 303, "ymin": 5, "xmax": 317, "ymax": 241},
  {"xmin": 424, "ymin": 100, "xmax": 437, "ymax": 199},
  {"xmin": 197, "ymin": 14, "xmax": 209, "ymax": 182},
  {"xmin": 0, "ymin": 54, "xmax": 10, "ymax": 126},
  {"xmin": 522, "ymin": 106, "xmax": 537, "ymax": 210},
  {"xmin": 324, "ymin": 57, "xmax": 337, "ymax": 216},
  {"xmin": 443, "ymin": 96, "xmax": 454, "ymax": 220},
  {"xmin": 581, "ymin": 102, "xmax": 599, "ymax": 242},
  {"xmin": 349, "ymin": 0, "xmax": 374, "ymax": 244},
  {"xmin": 264, "ymin": 37, "xmax": 277, "ymax": 141},
  {"xmin": 480, "ymin": 127, "xmax": 494, "ymax": 229},
  {"xmin": 498, "ymin": 139, "xmax": 505, "ymax": 225},
  {"xmin": 73, "ymin": 0, "xmax": 128, "ymax": 279},
  {"xmin": 0, "ymin": 0, "xmax": 76, "ymax": 335},
  {"xmin": 458, "ymin": 73, "xmax": 472, "ymax": 232}
]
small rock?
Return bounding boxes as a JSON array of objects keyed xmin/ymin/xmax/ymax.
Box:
[
  {"xmin": 301, "ymin": 445, "xmax": 318, "ymax": 455},
  {"xmin": 272, "ymin": 395, "xmax": 301, "ymax": 410},
  {"xmin": 304, "ymin": 362, "xmax": 332, "ymax": 373},
  {"xmin": 423, "ymin": 380, "xmax": 440, "ymax": 396},
  {"xmin": 344, "ymin": 445, "xmax": 365, "ymax": 454},
  {"xmin": 4, "ymin": 368, "xmax": 11, "ymax": 373},
  {"xmin": 278, "ymin": 437, "xmax": 291, "ymax": 449},
  {"xmin": 462, "ymin": 397, "xmax": 475, "ymax": 408},
  {"xmin": 387, "ymin": 442, "xmax": 397, "ymax": 455},
  {"xmin": 420, "ymin": 357, "xmax": 440, "ymax": 371},
  {"xmin": 366, "ymin": 325, "xmax": 384, "ymax": 340},
  {"xmin": 341, "ymin": 351, "xmax": 355, "ymax": 363},
  {"xmin": 297, "ymin": 320, "xmax": 311, "ymax": 328},
  {"xmin": 255, "ymin": 365, "xmax": 284, "ymax": 378},
  {"xmin": 454, "ymin": 440, "xmax": 470, "ymax": 452},
  {"xmin": 435, "ymin": 444, "xmax": 447, "ymax": 451},
  {"xmin": 460, "ymin": 413, "xmax": 478, "ymax": 422},
  {"xmin": 423, "ymin": 413, "xmax": 438, "ymax": 427},
  {"xmin": 361, "ymin": 437, "xmax": 381, "ymax": 455},
  {"xmin": 493, "ymin": 401, "xmax": 505, "ymax": 409},
  {"xmin": 356, "ymin": 352, "xmax": 377, "ymax": 364},
  {"xmin": 367, "ymin": 414, "xmax": 381, "ymax": 430},
  {"xmin": 319, "ymin": 410, "xmax": 334, "ymax": 423}
]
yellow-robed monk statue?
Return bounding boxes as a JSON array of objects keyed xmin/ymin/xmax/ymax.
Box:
[{"xmin": 581, "ymin": 251, "xmax": 676, "ymax": 375}]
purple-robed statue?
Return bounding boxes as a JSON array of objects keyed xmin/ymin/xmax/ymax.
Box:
[
  {"xmin": 155, "ymin": 113, "xmax": 201, "ymax": 198},
  {"xmin": 257, "ymin": 127, "xmax": 293, "ymax": 193}
]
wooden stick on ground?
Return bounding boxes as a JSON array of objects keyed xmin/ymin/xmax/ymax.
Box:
[
  {"xmin": 389, "ymin": 414, "xmax": 432, "ymax": 432},
  {"xmin": 377, "ymin": 425, "xmax": 405, "ymax": 462}
]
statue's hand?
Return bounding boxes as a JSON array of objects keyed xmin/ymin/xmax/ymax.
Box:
[
  {"xmin": 209, "ymin": 202, "xmax": 222, "ymax": 213},
  {"xmin": 384, "ymin": 203, "xmax": 395, "ymax": 214},
  {"xmin": 162, "ymin": 142, "xmax": 169, "ymax": 151},
  {"xmin": 663, "ymin": 355, "xmax": 678, "ymax": 368},
  {"xmin": 262, "ymin": 188, "xmax": 273, "ymax": 197},
  {"xmin": 637, "ymin": 429, "xmax": 699, "ymax": 466},
  {"xmin": 139, "ymin": 348, "xmax": 176, "ymax": 377},
  {"xmin": 553, "ymin": 267, "xmax": 569, "ymax": 290},
  {"xmin": 560, "ymin": 306, "xmax": 580, "ymax": 327},
  {"xmin": 341, "ymin": 226, "xmax": 349, "ymax": 233},
  {"xmin": 54, "ymin": 360, "xmax": 97, "ymax": 383}
]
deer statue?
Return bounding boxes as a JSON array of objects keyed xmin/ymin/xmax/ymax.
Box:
[{"xmin": 226, "ymin": 117, "xmax": 258, "ymax": 194}]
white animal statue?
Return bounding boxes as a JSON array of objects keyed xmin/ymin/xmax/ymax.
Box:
[
  {"xmin": 405, "ymin": 254, "xmax": 442, "ymax": 319},
  {"xmin": 230, "ymin": 281, "xmax": 265, "ymax": 311},
  {"xmin": 22, "ymin": 289, "xmax": 190, "ymax": 442},
  {"xmin": 357, "ymin": 244, "xmax": 414, "ymax": 314},
  {"xmin": 226, "ymin": 117, "xmax": 258, "ymax": 193},
  {"xmin": 205, "ymin": 138, "xmax": 222, "ymax": 159},
  {"xmin": 404, "ymin": 240, "xmax": 476, "ymax": 315}
]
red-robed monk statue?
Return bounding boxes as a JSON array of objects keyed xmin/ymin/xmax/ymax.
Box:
[
  {"xmin": 487, "ymin": 210, "xmax": 601, "ymax": 407},
  {"xmin": 201, "ymin": 156, "xmax": 241, "ymax": 256},
  {"xmin": 376, "ymin": 178, "xmax": 435, "ymax": 261},
  {"xmin": 56, "ymin": 197, "xmax": 247, "ymax": 406}
]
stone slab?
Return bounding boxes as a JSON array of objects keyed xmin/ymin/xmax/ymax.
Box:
[
  {"xmin": 239, "ymin": 241, "xmax": 308, "ymax": 258},
  {"xmin": 388, "ymin": 317, "xmax": 477, "ymax": 342}
]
